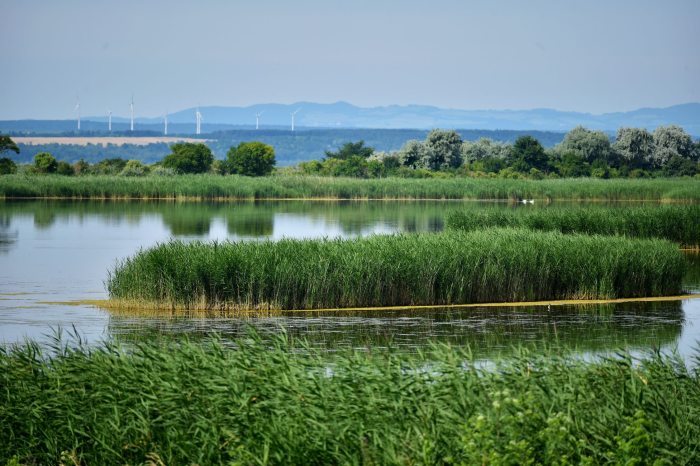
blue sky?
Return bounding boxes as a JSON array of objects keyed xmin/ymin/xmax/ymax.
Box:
[{"xmin": 1, "ymin": 0, "xmax": 698, "ymax": 119}]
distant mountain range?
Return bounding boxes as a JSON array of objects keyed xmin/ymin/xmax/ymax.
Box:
[
  {"xmin": 133, "ymin": 102, "xmax": 700, "ymax": 135},
  {"xmin": 2, "ymin": 102, "xmax": 699, "ymax": 136}
]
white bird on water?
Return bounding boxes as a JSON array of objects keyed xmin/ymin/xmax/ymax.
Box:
[{"xmin": 520, "ymin": 199, "xmax": 535, "ymax": 204}]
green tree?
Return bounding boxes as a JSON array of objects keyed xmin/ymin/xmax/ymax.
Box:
[
  {"xmin": 73, "ymin": 159, "xmax": 90, "ymax": 175},
  {"xmin": 509, "ymin": 136, "xmax": 548, "ymax": 172},
  {"xmin": 397, "ymin": 140, "xmax": 425, "ymax": 168},
  {"xmin": 557, "ymin": 126, "xmax": 614, "ymax": 164},
  {"xmin": 652, "ymin": 125, "xmax": 695, "ymax": 167},
  {"xmin": 225, "ymin": 141, "xmax": 276, "ymax": 176},
  {"xmin": 324, "ymin": 140, "xmax": 374, "ymax": 160},
  {"xmin": 56, "ymin": 161, "xmax": 75, "ymax": 175},
  {"xmin": 0, "ymin": 157, "xmax": 17, "ymax": 175},
  {"xmin": 0, "ymin": 135, "xmax": 20, "ymax": 156},
  {"xmin": 614, "ymin": 128, "xmax": 654, "ymax": 168},
  {"xmin": 120, "ymin": 159, "xmax": 149, "ymax": 176},
  {"xmin": 461, "ymin": 138, "xmax": 510, "ymax": 164},
  {"xmin": 34, "ymin": 152, "xmax": 58, "ymax": 173},
  {"xmin": 422, "ymin": 129, "xmax": 463, "ymax": 170},
  {"xmin": 162, "ymin": 143, "xmax": 214, "ymax": 174}
]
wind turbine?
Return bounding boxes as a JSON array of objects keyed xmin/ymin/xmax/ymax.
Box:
[
  {"xmin": 130, "ymin": 95, "xmax": 135, "ymax": 132},
  {"xmin": 255, "ymin": 111, "xmax": 264, "ymax": 130},
  {"xmin": 195, "ymin": 108, "xmax": 203, "ymax": 135},
  {"xmin": 291, "ymin": 108, "xmax": 301, "ymax": 132},
  {"xmin": 164, "ymin": 111, "xmax": 168, "ymax": 136},
  {"xmin": 75, "ymin": 97, "xmax": 81, "ymax": 131},
  {"xmin": 107, "ymin": 109, "xmax": 112, "ymax": 132}
]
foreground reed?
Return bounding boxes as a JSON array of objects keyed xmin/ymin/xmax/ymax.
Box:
[
  {"xmin": 107, "ymin": 229, "xmax": 685, "ymax": 310},
  {"xmin": 2, "ymin": 334, "xmax": 699, "ymax": 465},
  {"xmin": 447, "ymin": 204, "xmax": 700, "ymax": 247},
  {"xmin": 1, "ymin": 174, "xmax": 699, "ymax": 200}
]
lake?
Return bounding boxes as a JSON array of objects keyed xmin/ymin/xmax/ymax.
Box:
[{"xmin": 1, "ymin": 199, "xmax": 698, "ymax": 360}]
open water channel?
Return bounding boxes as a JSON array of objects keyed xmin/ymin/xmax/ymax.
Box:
[{"xmin": 1, "ymin": 200, "xmax": 698, "ymax": 361}]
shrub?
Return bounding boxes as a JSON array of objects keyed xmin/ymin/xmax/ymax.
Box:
[
  {"xmin": 0, "ymin": 157, "xmax": 17, "ymax": 175},
  {"xmin": 225, "ymin": 141, "xmax": 275, "ymax": 176},
  {"xmin": 33, "ymin": 152, "xmax": 58, "ymax": 173},
  {"xmin": 162, "ymin": 143, "xmax": 214, "ymax": 174}
]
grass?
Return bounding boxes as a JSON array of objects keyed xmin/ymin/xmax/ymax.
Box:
[
  {"xmin": 2, "ymin": 333, "xmax": 699, "ymax": 465},
  {"xmin": 447, "ymin": 204, "xmax": 700, "ymax": 247},
  {"xmin": 1, "ymin": 174, "xmax": 699, "ymax": 200},
  {"xmin": 107, "ymin": 229, "xmax": 686, "ymax": 310}
]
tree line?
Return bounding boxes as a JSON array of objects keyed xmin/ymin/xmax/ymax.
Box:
[
  {"xmin": 0, "ymin": 138, "xmax": 276, "ymax": 177},
  {"xmin": 299, "ymin": 125, "xmax": 699, "ymax": 178}
]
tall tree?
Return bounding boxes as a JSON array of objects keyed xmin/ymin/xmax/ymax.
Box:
[
  {"xmin": 422, "ymin": 130, "xmax": 463, "ymax": 170},
  {"xmin": 613, "ymin": 128, "xmax": 654, "ymax": 168},
  {"xmin": 162, "ymin": 143, "xmax": 214, "ymax": 174},
  {"xmin": 557, "ymin": 126, "xmax": 613, "ymax": 164},
  {"xmin": 509, "ymin": 136, "xmax": 548, "ymax": 172},
  {"xmin": 652, "ymin": 125, "xmax": 695, "ymax": 166},
  {"xmin": 324, "ymin": 141, "xmax": 374, "ymax": 160},
  {"xmin": 0, "ymin": 135, "xmax": 20, "ymax": 156},
  {"xmin": 226, "ymin": 141, "xmax": 276, "ymax": 176}
]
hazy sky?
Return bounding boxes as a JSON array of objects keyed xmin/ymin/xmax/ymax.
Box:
[{"xmin": 2, "ymin": 0, "xmax": 699, "ymax": 119}]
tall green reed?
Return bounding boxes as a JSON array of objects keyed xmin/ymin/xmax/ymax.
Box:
[{"xmin": 107, "ymin": 229, "xmax": 686, "ymax": 310}]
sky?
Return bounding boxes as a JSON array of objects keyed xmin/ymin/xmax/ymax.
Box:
[{"xmin": 1, "ymin": 0, "xmax": 699, "ymax": 119}]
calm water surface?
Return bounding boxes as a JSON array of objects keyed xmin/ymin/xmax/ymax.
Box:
[{"xmin": 1, "ymin": 200, "xmax": 698, "ymax": 360}]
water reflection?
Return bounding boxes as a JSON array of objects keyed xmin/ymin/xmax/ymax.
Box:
[
  {"xmin": 107, "ymin": 301, "xmax": 685, "ymax": 356},
  {"xmin": 0, "ymin": 214, "xmax": 17, "ymax": 253}
]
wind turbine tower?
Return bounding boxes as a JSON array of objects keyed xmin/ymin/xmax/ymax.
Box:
[
  {"xmin": 164, "ymin": 111, "xmax": 168, "ymax": 136},
  {"xmin": 255, "ymin": 111, "xmax": 263, "ymax": 130},
  {"xmin": 130, "ymin": 95, "xmax": 135, "ymax": 132},
  {"xmin": 107, "ymin": 109, "xmax": 112, "ymax": 132},
  {"xmin": 291, "ymin": 108, "xmax": 301, "ymax": 132},
  {"xmin": 75, "ymin": 98, "xmax": 81, "ymax": 131},
  {"xmin": 195, "ymin": 108, "xmax": 203, "ymax": 135}
]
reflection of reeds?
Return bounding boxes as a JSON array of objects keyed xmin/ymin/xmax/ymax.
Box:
[
  {"xmin": 448, "ymin": 204, "xmax": 700, "ymax": 247},
  {"xmin": 1, "ymin": 174, "xmax": 699, "ymax": 200},
  {"xmin": 107, "ymin": 229, "xmax": 686, "ymax": 310},
  {"xmin": 3, "ymin": 332, "xmax": 700, "ymax": 464}
]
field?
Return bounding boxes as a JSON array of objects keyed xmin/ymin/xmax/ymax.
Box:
[
  {"xmin": 2, "ymin": 334, "xmax": 699, "ymax": 465},
  {"xmin": 11, "ymin": 136, "xmax": 210, "ymax": 146},
  {"xmin": 447, "ymin": 204, "xmax": 700, "ymax": 247},
  {"xmin": 1, "ymin": 174, "xmax": 699, "ymax": 200},
  {"xmin": 107, "ymin": 229, "xmax": 685, "ymax": 310}
]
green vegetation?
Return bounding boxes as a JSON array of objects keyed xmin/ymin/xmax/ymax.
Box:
[
  {"xmin": 1, "ymin": 174, "xmax": 699, "ymax": 200},
  {"xmin": 33, "ymin": 151, "xmax": 58, "ymax": 173},
  {"xmin": 0, "ymin": 157, "xmax": 16, "ymax": 175},
  {"xmin": 2, "ymin": 334, "xmax": 700, "ymax": 465},
  {"xmin": 107, "ymin": 229, "xmax": 685, "ymax": 310},
  {"xmin": 448, "ymin": 205, "xmax": 700, "ymax": 247},
  {"xmin": 161, "ymin": 142, "xmax": 214, "ymax": 174},
  {"xmin": 224, "ymin": 141, "xmax": 276, "ymax": 176}
]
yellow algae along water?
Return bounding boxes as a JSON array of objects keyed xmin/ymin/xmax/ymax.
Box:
[{"xmin": 0, "ymin": 199, "xmax": 698, "ymax": 360}]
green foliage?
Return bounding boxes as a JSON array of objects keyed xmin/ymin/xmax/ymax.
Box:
[
  {"xmin": 162, "ymin": 142, "xmax": 214, "ymax": 174},
  {"xmin": 0, "ymin": 135, "xmax": 19, "ymax": 155},
  {"xmin": 33, "ymin": 152, "xmax": 58, "ymax": 173},
  {"xmin": 509, "ymin": 136, "xmax": 549, "ymax": 173},
  {"xmin": 397, "ymin": 139, "xmax": 425, "ymax": 168},
  {"xmin": 614, "ymin": 127, "xmax": 654, "ymax": 168},
  {"xmin": 2, "ymin": 335, "xmax": 699, "ymax": 465},
  {"xmin": 0, "ymin": 175, "xmax": 699, "ymax": 200},
  {"xmin": 91, "ymin": 157, "xmax": 127, "ymax": 175},
  {"xmin": 225, "ymin": 141, "xmax": 276, "ymax": 176},
  {"xmin": 0, "ymin": 157, "xmax": 17, "ymax": 175},
  {"xmin": 107, "ymin": 229, "xmax": 684, "ymax": 310},
  {"xmin": 557, "ymin": 126, "xmax": 614, "ymax": 164},
  {"xmin": 324, "ymin": 140, "xmax": 374, "ymax": 160},
  {"xmin": 56, "ymin": 161, "xmax": 75, "ymax": 176},
  {"xmin": 422, "ymin": 129, "xmax": 464, "ymax": 169},
  {"xmin": 120, "ymin": 159, "xmax": 149, "ymax": 177},
  {"xmin": 447, "ymin": 205, "xmax": 700, "ymax": 247},
  {"xmin": 73, "ymin": 158, "xmax": 90, "ymax": 175}
]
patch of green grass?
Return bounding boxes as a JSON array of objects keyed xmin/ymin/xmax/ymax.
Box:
[
  {"xmin": 2, "ymin": 334, "xmax": 699, "ymax": 465},
  {"xmin": 1, "ymin": 174, "xmax": 699, "ymax": 200},
  {"xmin": 107, "ymin": 229, "xmax": 686, "ymax": 310},
  {"xmin": 447, "ymin": 204, "xmax": 700, "ymax": 247}
]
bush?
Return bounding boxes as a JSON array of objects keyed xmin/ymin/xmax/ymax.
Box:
[
  {"xmin": 162, "ymin": 143, "xmax": 214, "ymax": 174},
  {"xmin": 56, "ymin": 161, "xmax": 75, "ymax": 176},
  {"xmin": 0, "ymin": 157, "xmax": 17, "ymax": 175},
  {"xmin": 120, "ymin": 160, "xmax": 149, "ymax": 177},
  {"xmin": 225, "ymin": 141, "xmax": 276, "ymax": 176},
  {"xmin": 33, "ymin": 152, "xmax": 58, "ymax": 174}
]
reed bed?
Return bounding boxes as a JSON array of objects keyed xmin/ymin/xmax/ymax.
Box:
[
  {"xmin": 2, "ymin": 334, "xmax": 699, "ymax": 465},
  {"xmin": 1, "ymin": 174, "xmax": 699, "ymax": 200},
  {"xmin": 447, "ymin": 204, "xmax": 700, "ymax": 247},
  {"xmin": 107, "ymin": 229, "xmax": 685, "ymax": 310}
]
